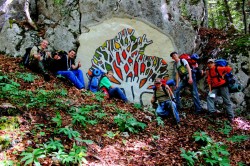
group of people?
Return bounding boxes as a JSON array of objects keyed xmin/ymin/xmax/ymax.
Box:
[
  {"xmin": 26, "ymin": 39, "xmax": 128, "ymax": 102},
  {"xmin": 27, "ymin": 39, "xmax": 234, "ymax": 125},
  {"xmin": 151, "ymin": 51, "xmax": 234, "ymax": 125}
]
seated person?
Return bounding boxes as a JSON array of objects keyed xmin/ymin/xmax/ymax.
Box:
[
  {"xmin": 151, "ymin": 78, "xmax": 180, "ymax": 124},
  {"xmin": 28, "ymin": 39, "xmax": 51, "ymax": 81},
  {"xmin": 99, "ymin": 70, "xmax": 128, "ymax": 102},
  {"xmin": 50, "ymin": 50, "xmax": 85, "ymax": 89}
]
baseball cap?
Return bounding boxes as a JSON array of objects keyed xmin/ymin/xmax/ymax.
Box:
[
  {"xmin": 207, "ymin": 58, "xmax": 215, "ymax": 63},
  {"xmin": 154, "ymin": 79, "xmax": 161, "ymax": 84}
]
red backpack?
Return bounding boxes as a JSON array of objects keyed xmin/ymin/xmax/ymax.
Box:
[{"xmin": 179, "ymin": 54, "xmax": 197, "ymax": 68}]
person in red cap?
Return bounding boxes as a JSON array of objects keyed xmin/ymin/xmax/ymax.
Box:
[{"xmin": 206, "ymin": 58, "xmax": 234, "ymax": 123}]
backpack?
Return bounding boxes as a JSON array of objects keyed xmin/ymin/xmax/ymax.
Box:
[
  {"xmin": 211, "ymin": 59, "xmax": 242, "ymax": 93},
  {"xmin": 179, "ymin": 53, "xmax": 198, "ymax": 68},
  {"xmin": 153, "ymin": 79, "xmax": 175, "ymax": 100},
  {"xmin": 178, "ymin": 53, "xmax": 204, "ymax": 81},
  {"xmin": 22, "ymin": 46, "xmax": 40, "ymax": 67},
  {"xmin": 88, "ymin": 68, "xmax": 105, "ymax": 93}
]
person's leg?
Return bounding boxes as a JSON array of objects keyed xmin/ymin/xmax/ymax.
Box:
[
  {"xmin": 72, "ymin": 70, "xmax": 85, "ymax": 88},
  {"xmin": 220, "ymin": 86, "xmax": 234, "ymax": 120},
  {"xmin": 191, "ymin": 73, "xmax": 202, "ymax": 112},
  {"xmin": 57, "ymin": 71, "xmax": 84, "ymax": 89},
  {"xmin": 207, "ymin": 88, "xmax": 219, "ymax": 113},
  {"xmin": 29, "ymin": 60, "xmax": 50, "ymax": 81},
  {"xmin": 165, "ymin": 100, "xmax": 180, "ymax": 123},
  {"xmin": 156, "ymin": 102, "xmax": 169, "ymax": 117},
  {"xmin": 174, "ymin": 80, "xmax": 186, "ymax": 110},
  {"xmin": 109, "ymin": 87, "xmax": 128, "ymax": 102}
]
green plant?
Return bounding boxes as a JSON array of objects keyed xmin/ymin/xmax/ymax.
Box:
[
  {"xmin": 0, "ymin": 117, "xmax": 19, "ymax": 130},
  {"xmin": 201, "ymin": 142, "xmax": 230, "ymax": 166},
  {"xmin": 59, "ymin": 144, "xmax": 87, "ymax": 165},
  {"xmin": 57, "ymin": 127, "xmax": 80, "ymax": 140},
  {"xmin": 94, "ymin": 111, "xmax": 107, "ymax": 119},
  {"xmin": 54, "ymin": 0, "xmax": 65, "ymax": 5},
  {"xmin": 193, "ymin": 131, "xmax": 212, "ymax": 144},
  {"xmin": 0, "ymin": 152, "xmax": 14, "ymax": 166},
  {"xmin": 0, "ymin": 134, "xmax": 11, "ymax": 151},
  {"xmin": 15, "ymin": 72, "xmax": 37, "ymax": 83},
  {"xmin": 71, "ymin": 105, "xmax": 98, "ymax": 127},
  {"xmin": 44, "ymin": 138, "xmax": 64, "ymax": 152},
  {"xmin": 152, "ymin": 135, "xmax": 160, "ymax": 140},
  {"xmin": 227, "ymin": 135, "xmax": 249, "ymax": 143},
  {"xmin": 218, "ymin": 122, "xmax": 232, "ymax": 136},
  {"xmin": 133, "ymin": 103, "xmax": 142, "ymax": 109},
  {"xmin": 238, "ymin": 161, "xmax": 246, "ymax": 166},
  {"xmin": 0, "ymin": 160, "xmax": 14, "ymax": 166},
  {"xmin": 180, "ymin": 148, "xmax": 199, "ymax": 166},
  {"xmin": 52, "ymin": 112, "xmax": 62, "ymax": 128},
  {"xmin": 181, "ymin": 131, "xmax": 230, "ymax": 166},
  {"xmin": 103, "ymin": 131, "xmax": 119, "ymax": 139},
  {"xmin": 20, "ymin": 148, "xmax": 46, "ymax": 166},
  {"xmin": 95, "ymin": 91, "xmax": 105, "ymax": 102},
  {"xmin": 114, "ymin": 112, "xmax": 146, "ymax": 133},
  {"xmin": 156, "ymin": 116, "xmax": 164, "ymax": 127}
]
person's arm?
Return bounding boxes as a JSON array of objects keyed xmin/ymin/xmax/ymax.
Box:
[
  {"xmin": 70, "ymin": 59, "xmax": 80, "ymax": 70},
  {"xmin": 30, "ymin": 46, "xmax": 41, "ymax": 60},
  {"xmin": 151, "ymin": 95, "xmax": 156, "ymax": 103},
  {"xmin": 165, "ymin": 85, "xmax": 174, "ymax": 98},
  {"xmin": 220, "ymin": 66, "xmax": 232, "ymax": 79},
  {"xmin": 185, "ymin": 62, "xmax": 193, "ymax": 84},
  {"xmin": 206, "ymin": 70, "xmax": 212, "ymax": 92}
]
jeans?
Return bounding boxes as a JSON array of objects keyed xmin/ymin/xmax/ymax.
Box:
[
  {"xmin": 57, "ymin": 70, "xmax": 85, "ymax": 89},
  {"xmin": 108, "ymin": 87, "xmax": 128, "ymax": 102},
  {"xmin": 207, "ymin": 85, "xmax": 234, "ymax": 119},
  {"xmin": 156, "ymin": 100, "xmax": 180, "ymax": 123},
  {"xmin": 174, "ymin": 72, "xmax": 201, "ymax": 112}
]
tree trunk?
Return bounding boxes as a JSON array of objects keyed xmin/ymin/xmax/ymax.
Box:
[
  {"xmin": 223, "ymin": 0, "xmax": 233, "ymax": 26},
  {"xmin": 24, "ymin": 0, "xmax": 37, "ymax": 30},
  {"xmin": 242, "ymin": 0, "xmax": 247, "ymax": 34}
]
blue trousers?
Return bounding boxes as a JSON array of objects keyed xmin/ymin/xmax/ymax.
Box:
[
  {"xmin": 207, "ymin": 85, "xmax": 234, "ymax": 119},
  {"xmin": 108, "ymin": 87, "xmax": 128, "ymax": 102},
  {"xmin": 156, "ymin": 100, "xmax": 180, "ymax": 123},
  {"xmin": 174, "ymin": 72, "xmax": 201, "ymax": 112},
  {"xmin": 57, "ymin": 70, "xmax": 85, "ymax": 89}
]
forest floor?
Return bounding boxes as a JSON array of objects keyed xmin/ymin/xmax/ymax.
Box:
[{"xmin": 0, "ymin": 55, "xmax": 249, "ymax": 166}]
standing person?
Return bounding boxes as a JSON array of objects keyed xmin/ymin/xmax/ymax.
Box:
[
  {"xmin": 170, "ymin": 51, "xmax": 202, "ymax": 114},
  {"xmin": 151, "ymin": 78, "xmax": 180, "ymax": 124},
  {"xmin": 50, "ymin": 50, "xmax": 85, "ymax": 89},
  {"xmin": 99, "ymin": 70, "xmax": 128, "ymax": 102},
  {"xmin": 28, "ymin": 39, "xmax": 51, "ymax": 81},
  {"xmin": 206, "ymin": 59, "xmax": 234, "ymax": 123}
]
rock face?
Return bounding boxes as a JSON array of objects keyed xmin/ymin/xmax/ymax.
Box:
[
  {"xmin": 0, "ymin": 0, "xmax": 249, "ymax": 110},
  {"xmin": 0, "ymin": 0, "xmax": 206, "ymax": 56}
]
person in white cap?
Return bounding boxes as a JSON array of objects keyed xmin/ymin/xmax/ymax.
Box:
[{"xmin": 206, "ymin": 58, "xmax": 234, "ymax": 123}]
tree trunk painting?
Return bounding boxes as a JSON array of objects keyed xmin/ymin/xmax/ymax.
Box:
[
  {"xmin": 24, "ymin": 0, "xmax": 37, "ymax": 30},
  {"xmin": 88, "ymin": 28, "xmax": 168, "ymax": 103}
]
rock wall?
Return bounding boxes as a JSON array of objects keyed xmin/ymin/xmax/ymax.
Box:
[
  {"xmin": 0, "ymin": 0, "xmax": 248, "ymax": 110},
  {"xmin": 0, "ymin": 0, "xmax": 206, "ymax": 56}
]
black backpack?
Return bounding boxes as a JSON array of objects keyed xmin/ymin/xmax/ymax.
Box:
[{"xmin": 22, "ymin": 46, "xmax": 39, "ymax": 67}]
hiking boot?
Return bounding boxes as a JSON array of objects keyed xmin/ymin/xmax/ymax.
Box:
[{"xmin": 43, "ymin": 73, "xmax": 50, "ymax": 81}]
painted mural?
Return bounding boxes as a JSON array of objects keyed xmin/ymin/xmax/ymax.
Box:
[{"xmin": 88, "ymin": 28, "xmax": 168, "ymax": 103}]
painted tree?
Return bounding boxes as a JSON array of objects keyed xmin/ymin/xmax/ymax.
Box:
[{"xmin": 88, "ymin": 28, "xmax": 168, "ymax": 103}]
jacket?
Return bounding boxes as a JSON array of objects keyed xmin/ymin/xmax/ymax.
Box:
[{"xmin": 206, "ymin": 65, "xmax": 232, "ymax": 88}]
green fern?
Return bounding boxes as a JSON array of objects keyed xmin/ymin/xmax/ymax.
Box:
[{"xmin": 20, "ymin": 148, "xmax": 46, "ymax": 166}]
